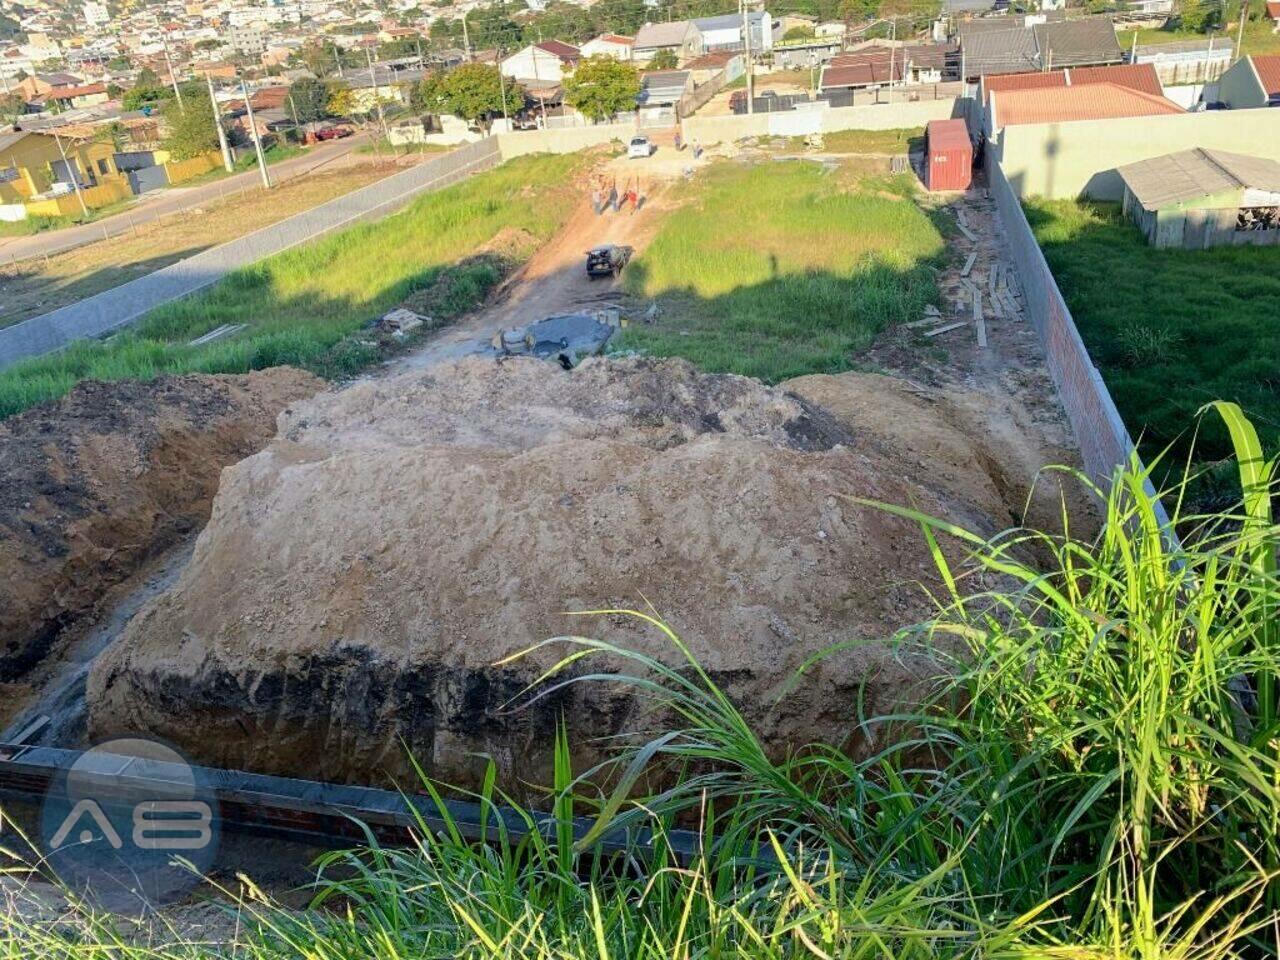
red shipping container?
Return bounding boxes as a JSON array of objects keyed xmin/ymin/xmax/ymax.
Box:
[{"xmin": 925, "ymin": 119, "xmax": 973, "ymax": 192}]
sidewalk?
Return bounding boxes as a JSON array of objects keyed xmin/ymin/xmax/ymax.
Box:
[{"xmin": 0, "ymin": 137, "xmax": 366, "ymax": 265}]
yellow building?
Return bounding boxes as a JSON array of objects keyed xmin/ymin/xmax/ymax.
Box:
[{"xmin": 0, "ymin": 130, "xmax": 131, "ymax": 212}]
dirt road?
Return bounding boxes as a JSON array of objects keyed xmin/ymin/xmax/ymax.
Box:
[
  {"xmin": 0, "ymin": 137, "xmax": 368, "ymax": 265},
  {"xmin": 392, "ymin": 176, "xmax": 671, "ymax": 372}
]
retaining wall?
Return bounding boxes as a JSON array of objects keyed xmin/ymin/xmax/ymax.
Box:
[
  {"xmin": 988, "ymin": 153, "xmax": 1166, "ymax": 524},
  {"xmin": 0, "ymin": 138, "xmax": 501, "ymax": 370}
]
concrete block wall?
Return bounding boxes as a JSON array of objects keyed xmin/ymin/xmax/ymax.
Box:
[{"xmin": 988, "ymin": 153, "xmax": 1169, "ymax": 528}]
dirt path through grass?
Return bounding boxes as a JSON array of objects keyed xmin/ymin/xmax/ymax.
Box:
[{"xmin": 390, "ymin": 180, "xmax": 673, "ymax": 372}]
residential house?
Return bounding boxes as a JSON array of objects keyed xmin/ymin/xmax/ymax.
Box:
[
  {"xmin": 580, "ymin": 34, "xmax": 634, "ymax": 60},
  {"xmin": 42, "ymin": 81, "xmax": 110, "ymax": 110},
  {"xmin": 16, "ymin": 72, "xmax": 82, "ymax": 101},
  {"xmin": 632, "ymin": 21, "xmax": 702, "ymax": 62},
  {"xmin": 1219, "ymin": 54, "xmax": 1280, "ymax": 108},
  {"xmin": 692, "ymin": 12, "xmax": 773, "ymax": 53},
  {"xmin": 500, "ymin": 40, "xmax": 581, "ymax": 82},
  {"xmin": 958, "ymin": 15, "xmax": 1122, "ymax": 79},
  {"xmin": 981, "ymin": 62, "xmax": 1164, "ymax": 103},
  {"xmin": 985, "ymin": 81, "xmax": 1182, "ymax": 136},
  {"xmin": 819, "ymin": 49, "xmax": 905, "ymax": 92},
  {"xmin": 1117, "ymin": 148, "xmax": 1280, "ymax": 248},
  {"xmin": 1267, "ymin": 0, "xmax": 1280, "ymax": 27},
  {"xmin": 0, "ymin": 128, "xmax": 125, "ymax": 206},
  {"xmin": 636, "ymin": 69, "xmax": 692, "ymax": 123},
  {"xmin": 900, "ymin": 43, "xmax": 958, "ymax": 83}
]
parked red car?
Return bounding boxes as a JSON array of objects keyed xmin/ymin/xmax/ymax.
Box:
[{"xmin": 314, "ymin": 126, "xmax": 353, "ymax": 141}]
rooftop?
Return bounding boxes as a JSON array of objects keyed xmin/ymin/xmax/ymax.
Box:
[
  {"xmin": 1252, "ymin": 54, "xmax": 1280, "ymax": 96},
  {"xmin": 990, "ymin": 81, "xmax": 1182, "ymax": 126},
  {"xmin": 1117, "ymin": 148, "xmax": 1280, "ymax": 209}
]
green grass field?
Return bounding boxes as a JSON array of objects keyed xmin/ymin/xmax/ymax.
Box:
[
  {"xmin": 0, "ymin": 153, "xmax": 582, "ymax": 418},
  {"xmin": 1025, "ymin": 197, "xmax": 1280, "ymax": 475},
  {"xmin": 1120, "ymin": 18, "xmax": 1280, "ymax": 57},
  {"xmin": 618, "ymin": 161, "xmax": 944, "ymax": 382}
]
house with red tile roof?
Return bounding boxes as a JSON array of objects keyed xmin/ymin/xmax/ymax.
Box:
[
  {"xmin": 986, "ymin": 81, "xmax": 1182, "ymax": 132},
  {"xmin": 1219, "ymin": 54, "xmax": 1280, "ymax": 109},
  {"xmin": 581, "ymin": 34, "xmax": 634, "ymax": 61}
]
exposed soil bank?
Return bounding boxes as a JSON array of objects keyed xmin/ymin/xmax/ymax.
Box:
[
  {"xmin": 0, "ymin": 370, "xmax": 322, "ymax": 685},
  {"xmin": 88, "ymin": 357, "xmax": 1081, "ymax": 791}
]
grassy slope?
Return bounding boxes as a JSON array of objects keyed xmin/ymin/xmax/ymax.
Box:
[
  {"xmin": 618, "ymin": 161, "xmax": 944, "ymax": 382},
  {"xmin": 0, "ymin": 152, "xmax": 583, "ymax": 418},
  {"xmin": 0, "ymin": 165, "xmax": 400, "ymax": 330},
  {"xmin": 1025, "ymin": 197, "xmax": 1280, "ymax": 466},
  {"xmin": 1119, "ymin": 18, "xmax": 1280, "ymax": 56}
]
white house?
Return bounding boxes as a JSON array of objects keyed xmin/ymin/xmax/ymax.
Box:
[
  {"xmin": 581, "ymin": 33, "xmax": 634, "ymax": 60},
  {"xmin": 500, "ymin": 40, "xmax": 581, "ymax": 81},
  {"xmin": 633, "ymin": 21, "xmax": 702, "ymax": 62},
  {"xmin": 691, "ymin": 11, "xmax": 773, "ymax": 53}
]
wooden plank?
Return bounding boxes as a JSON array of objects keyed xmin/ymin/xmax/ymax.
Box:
[
  {"xmin": 905, "ymin": 315, "xmax": 947, "ymax": 329},
  {"xmin": 957, "ymin": 221, "xmax": 978, "ymax": 242},
  {"xmin": 960, "ymin": 252, "xmax": 977, "ymax": 277},
  {"xmin": 924, "ymin": 321, "xmax": 967, "ymax": 337},
  {"xmin": 973, "ymin": 291, "xmax": 987, "ymax": 348}
]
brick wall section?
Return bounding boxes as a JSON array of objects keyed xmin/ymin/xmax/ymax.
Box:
[
  {"xmin": 0, "ymin": 138, "xmax": 501, "ymax": 370},
  {"xmin": 987, "ymin": 152, "xmax": 1171, "ymax": 529}
]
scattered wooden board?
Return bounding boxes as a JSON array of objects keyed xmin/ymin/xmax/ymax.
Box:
[
  {"xmin": 956, "ymin": 221, "xmax": 978, "ymax": 242},
  {"xmin": 906, "ymin": 315, "xmax": 947, "ymax": 329},
  {"xmin": 960, "ymin": 253, "xmax": 977, "ymax": 277},
  {"xmin": 924, "ymin": 321, "xmax": 967, "ymax": 338}
]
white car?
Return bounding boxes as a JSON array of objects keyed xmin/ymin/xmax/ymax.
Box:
[{"xmin": 628, "ymin": 136, "xmax": 654, "ymax": 159}]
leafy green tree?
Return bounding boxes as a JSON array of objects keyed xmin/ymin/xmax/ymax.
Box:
[
  {"xmin": 648, "ymin": 48, "xmax": 679, "ymax": 70},
  {"xmin": 0, "ymin": 92, "xmax": 24, "ymax": 125},
  {"xmin": 782, "ymin": 25, "xmax": 816, "ymax": 40},
  {"xmin": 434, "ymin": 62, "xmax": 520, "ymax": 130},
  {"xmin": 1178, "ymin": 0, "xmax": 1220, "ymax": 31},
  {"xmin": 161, "ymin": 95, "xmax": 219, "ymax": 160},
  {"xmin": 563, "ymin": 56, "xmax": 640, "ymax": 122},
  {"xmin": 289, "ymin": 76, "xmax": 330, "ymax": 124}
]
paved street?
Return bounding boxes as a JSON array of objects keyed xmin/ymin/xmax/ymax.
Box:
[{"xmin": 0, "ymin": 137, "xmax": 366, "ymax": 265}]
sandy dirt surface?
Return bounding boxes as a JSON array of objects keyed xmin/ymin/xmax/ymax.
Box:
[
  {"xmin": 86, "ymin": 355, "xmax": 1077, "ymax": 792},
  {"xmin": 390, "ymin": 172, "xmax": 681, "ymax": 373},
  {"xmin": 0, "ymin": 370, "xmax": 322, "ymax": 710}
]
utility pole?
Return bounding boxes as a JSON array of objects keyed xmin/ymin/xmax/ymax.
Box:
[
  {"xmin": 52, "ymin": 132, "xmax": 89, "ymax": 218},
  {"xmin": 161, "ymin": 31, "xmax": 184, "ymax": 108},
  {"xmin": 742, "ymin": 0, "xmax": 754, "ymax": 114},
  {"xmin": 888, "ymin": 18, "xmax": 896, "ymax": 98},
  {"xmin": 1235, "ymin": 1, "xmax": 1247, "ymax": 63},
  {"xmin": 207, "ymin": 73, "xmax": 233, "ymax": 172},
  {"xmin": 462, "ymin": 10, "xmax": 473, "ymax": 61},
  {"xmin": 240, "ymin": 78, "xmax": 271, "ymax": 189},
  {"xmin": 366, "ymin": 47, "xmax": 389, "ymax": 141},
  {"xmin": 334, "ymin": 42, "xmax": 344, "ymax": 78}
]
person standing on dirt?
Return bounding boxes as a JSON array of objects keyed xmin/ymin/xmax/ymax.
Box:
[
  {"xmin": 591, "ymin": 182, "xmax": 602, "ymax": 216},
  {"xmin": 610, "ymin": 178, "xmax": 620, "ymax": 213}
]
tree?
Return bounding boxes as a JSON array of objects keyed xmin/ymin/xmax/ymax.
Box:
[
  {"xmin": 0, "ymin": 92, "xmax": 24, "ymax": 126},
  {"xmin": 325, "ymin": 80, "xmax": 356, "ymax": 117},
  {"xmin": 434, "ymin": 63, "xmax": 518, "ymax": 130},
  {"xmin": 563, "ymin": 55, "xmax": 640, "ymax": 122},
  {"xmin": 782, "ymin": 25, "xmax": 816, "ymax": 40},
  {"xmin": 648, "ymin": 48, "xmax": 679, "ymax": 70},
  {"xmin": 1178, "ymin": 0, "xmax": 1221, "ymax": 31},
  {"xmin": 289, "ymin": 76, "xmax": 330, "ymax": 125},
  {"xmin": 161, "ymin": 95, "xmax": 219, "ymax": 160}
]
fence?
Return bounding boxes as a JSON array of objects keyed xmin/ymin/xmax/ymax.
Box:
[
  {"xmin": 684, "ymin": 97, "xmax": 960, "ymax": 144},
  {"xmin": 0, "ymin": 138, "xmax": 501, "ymax": 370},
  {"xmin": 162, "ymin": 151, "xmax": 222, "ymax": 185},
  {"xmin": 987, "ymin": 154, "xmax": 1168, "ymax": 524}
]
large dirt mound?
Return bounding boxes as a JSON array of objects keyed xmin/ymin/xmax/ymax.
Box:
[
  {"xmin": 0, "ymin": 370, "xmax": 322, "ymax": 681},
  {"xmin": 88, "ymin": 357, "xmax": 1072, "ymax": 790}
]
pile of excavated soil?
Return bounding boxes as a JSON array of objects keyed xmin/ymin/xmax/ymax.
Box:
[
  {"xmin": 0, "ymin": 370, "xmax": 322, "ymax": 681},
  {"xmin": 88, "ymin": 357, "xmax": 1081, "ymax": 791}
]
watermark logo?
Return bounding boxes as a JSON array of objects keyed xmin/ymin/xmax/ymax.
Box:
[{"xmin": 41, "ymin": 738, "xmax": 220, "ymax": 913}]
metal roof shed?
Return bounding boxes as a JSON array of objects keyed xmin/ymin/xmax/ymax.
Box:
[{"xmin": 925, "ymin": 119, "xmax": 972, "ymax": 192}]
